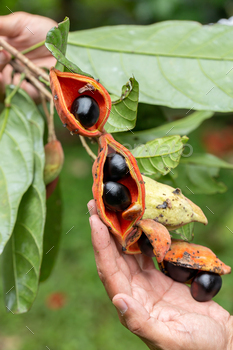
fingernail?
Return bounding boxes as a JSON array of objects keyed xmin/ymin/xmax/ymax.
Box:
[{"xmin": 112, "ymin": 298, "xmax": 128, "ymax": 315}]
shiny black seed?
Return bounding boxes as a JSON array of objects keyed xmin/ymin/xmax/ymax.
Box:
[
  {"xmin": 164, "ymin": 261, "xmax": 197, "ymax": 283},
  {"xmin": 191, "ymin": 271, "xmax": 222, "ymax": 302},
  {"xmin": 137, "ymin": 233, "xmax": 155, "ymax": 257},
  {"xmin": 71, "ymin": 95, "xmax": 99, "ymax": 128},
  {"xmin": 103, "ymin": 181, "xmax": 131, "ymax": 212},
  {"xmin": 104, "ymin": 153, "xmax": 129, "ymax": 181}
]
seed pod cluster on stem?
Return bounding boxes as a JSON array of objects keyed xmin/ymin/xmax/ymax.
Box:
[{"xmin": 49, "ymin": 67, "xmax": 231, "ymax": 302}]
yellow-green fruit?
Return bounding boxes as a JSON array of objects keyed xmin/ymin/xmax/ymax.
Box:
[
  {"xmin": 142, "ymin": 175, "xmax": 208, "ymax": 230},
  {"xmin": 44, "ymin": 141, "xmax": 64, "ymax": 185}
]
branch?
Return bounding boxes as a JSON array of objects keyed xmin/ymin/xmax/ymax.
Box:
[
  {"xmin": 10, "ymin": 60, "xmax": 52, "ymax": 100},
  {"xmin": 40, "ymin": 92, "xmax": 56, "ymax": 143},
  {"xmin": 79, "ymin": 136, "xmax": 97, "ymax": 160},
  {"xmin": 0, "ymin": 38, "xmax": 49, "ymax": 82}
]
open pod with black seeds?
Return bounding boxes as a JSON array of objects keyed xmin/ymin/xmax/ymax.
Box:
[
  {"xmin": 92, "ymin": 133, "xmax": 171, "ymax": 260},
  {"xmin": 49, "ymin": 68, "xmax": 111, "ymax": 137},
  {"xmin": 92, "ymin": 133, "xmax": 145, "ymax": 251},
  {"xmin": 160, "ymin": 239, "xmax": 231, "ymax": 301}
]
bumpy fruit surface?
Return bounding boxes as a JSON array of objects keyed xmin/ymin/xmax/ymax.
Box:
[
  {"xmin": 71, "ymin": 95, "xmax": 99, "ymax": 128},
  {"xmin": 49, "ymin": 68, "xmax": 111, "ymax": 137},
  {"xmin": 104, "ymin": 153, "xmax": 129, "ymax": 181},
  {"xmin": 142, "ymin": 175, "xmax": 208, "ymax": 230},
  {"xmin": 103, "ymin": 181, "xmax": 131, "ymax": 212},
  {"xmin": 44, "ymin": 140, "xmax": 64, "ymax": 185},
  {"xmin": 191, "ymin": 271, "xmax": 222, "ymax": 302},
  {"xmin": 163, "ymin": 260, "xmax": 197, "ymax": 283},
  {"xmin": 161, "ymin": 240, "xmax": 231, "ymax": 275}
]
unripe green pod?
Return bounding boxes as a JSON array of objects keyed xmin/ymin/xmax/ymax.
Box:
[
  {"xmin": 44, "ymin": 140, "xmax": 64, "ymax": 185},
  {"xmin": 142, "ymin": 175, "xmax": 208, "ymax": 230}
]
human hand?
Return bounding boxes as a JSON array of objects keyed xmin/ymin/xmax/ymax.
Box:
[
  {"xmin": 0, "ymin": 12, "xmax": 56, "ymax": 101},
  {"xmin": 88, "ymin": 199, "xmax": 233, "ymax": 350}
]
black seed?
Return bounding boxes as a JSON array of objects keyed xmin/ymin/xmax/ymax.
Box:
[
  {"xmin": 103, "ymin": 181, "xmax": 131, "ymax": 212},
  {"xmin": 137, "ymin": 233, "xmax": 155, "ymax": 257},
  {"xmin": 104, "ymin": 153, "xmax": 129, "ymax": 181},
  {"xmin": 164, "ymin": 261, "xmax": 197, "ymax": 283},
  {"xmin": 191, "ymin": 271, "xmax": 222, "ymax": 302},
  {"xmin": 71, "ymin": 95, "xmax": 99, "ymax": 128}
]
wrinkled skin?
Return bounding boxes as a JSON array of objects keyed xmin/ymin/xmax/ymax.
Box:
[
  {"xmin": 0, "ymin": 12, "xmax": 56, "ymax": 102},
  {"xmin": 88, "ymin": 199, "xmax": 233, "ymax": 350}
]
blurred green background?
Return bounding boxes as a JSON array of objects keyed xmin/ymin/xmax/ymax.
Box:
[{"xmin": 0, "ymin": 1, "xmax": 233, "ymax": 349}]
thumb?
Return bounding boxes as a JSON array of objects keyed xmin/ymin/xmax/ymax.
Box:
[{"xmin": 112, "ymin": 293, "xmax": 155, "ymax": 338}]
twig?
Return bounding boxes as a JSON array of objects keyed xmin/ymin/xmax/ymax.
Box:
[
  {"xmin": 10, "ymin": 60, "xmax": 52, "ymax": 100},
  {"xmin": 40, "ymin": 93, "xmax": 56, "ymax": 142},
  {"xmin": 0, "ymin": 38, "xmax": 49, "ymax": 82},
  {"xmin": 79, "ymin": 136, "xmax": 97, "ymax": 160}
]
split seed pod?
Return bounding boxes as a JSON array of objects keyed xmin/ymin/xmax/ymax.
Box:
[
  {"xmin": 160, "ymin": 240, "xmax": 231, "ymax": 277},
  {"xmin": 49, "ymin": 68, "xmax": 111, "ymax": 136},
  {"xmin": 92, "ymin": 133, "xmax": 171, "ymax": 260},
  {"xmin": 92, "ymin": 133, "xmax": 145, "ymax": 250},
  {"xmin": 142, "ymin": 175, "xmax": 208, "ymax": 230}
]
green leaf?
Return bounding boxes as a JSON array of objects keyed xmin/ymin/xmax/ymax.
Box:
[
  {"xmin": 67, "ymin": 22, "xmax": 233, "ymax": 111},
  {"xmin": 115, "ymin": 110, "xmax": 214, "ymax": 146},
  {"xmin": 0, "ymin": 92, "xmax": 34, "ymax": 253},
  {"xmin": 173, "ymin": 222, "xmax": 194, "ymax": 241},
  {"xmin": 2, "ymin": 89, "xmax": 46, "ymax": 314},
  {"xmin": 172, "ymin": 164, "xmax": 227, "ymax": 195},
  {"xmin": 105, "ymin": 77, "xmax": 139, "ymax": 133},
  {"xmin": 131, "ymin": 135, "xmax": 188, "ymax": 175},
  {"xmin": 40, "ymin": 180, "xmax": 62, "ymax": 282},
  {"xmin": 180, "ymin": 153, "xmax": 233, "ymax": 169},
  {"xmin": 45, "ymin": 18, "xmax": 93, "ymax": 77}
]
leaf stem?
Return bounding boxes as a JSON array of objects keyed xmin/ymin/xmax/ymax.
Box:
[
  {"xmin": 79, "ymin": 136, "xmax": 97, "ymax": 160},
  {"xmin": 40, "ymin": 93, "xmax": 56, "ymax": 143},
  {"xmin": 20, "ymin": 40, "xmax": 46, "ymax": 55},
  {"xmin": 4, "ymin": 73, "xmax": 25, "ymax": 107},
  {"xmin": 0, "ymin": 107, "xmax": 10, "ymax": 142}
]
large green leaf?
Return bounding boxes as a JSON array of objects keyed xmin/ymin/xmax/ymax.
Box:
[
  {"xmin": 46, "ymin": 18, "xmax": 93, "ymax": 77},
  {"xmin": 132, "ymin": 135, "xmax": 188, "ymax": 175},
  {"xmin": 116, "ymin": 110, "xmax": 214, "ymax": 146},
  {"xmin": 67, "ymin": 22, "xmax": 233, "ymax": 111},
  {"xmin": 40, "ymin": 180, "xmax": 62, "ymax": 282},
  {"xmin": 172, "ymin": 164, "xmax": 226, "ymax": 195},
  {"xmin": 2, "ymin": 90, "xmax": 46, "ymax": 314},
  {"xmin": 0, "ymin": 94, "xmax": 34, "ymax": 253},
  {"xmin": 180, "ymin": 153, "xmax": 233, "ymax": 169},
  {"xmin": 105, "ymin": 77, "xmax": 139, "ymax": 133}
]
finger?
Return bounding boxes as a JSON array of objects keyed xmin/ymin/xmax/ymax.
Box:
[
  {"xmin": 0, "ymin": 13, "xmax": 23, "ymax": 37},
  {"xmin": 90, "ymin": 214, "xmax": 132, "ymax": 299},
  {"xmin": 135, "ymin": 254, "xmax": 156, "ymax": 271},
  {"xmin": 87, "ymin": 199, "xmax": 97, "ymax": 216},
  {"xmin": 0, "ymin": 49, "xmax": 11, "ymax": 72},
  {"xmin": 112, "ymin": 293, "xmax": 166, "ymax": 349}
]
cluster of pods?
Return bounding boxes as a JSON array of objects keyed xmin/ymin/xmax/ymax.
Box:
[{"xmin": 50, "ymin": 67, "xmax": 231, "ymax": 302}]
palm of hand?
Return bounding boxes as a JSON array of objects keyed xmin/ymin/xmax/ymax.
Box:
[{"xmin": 89, "ymin": 200, "xmax": 232, "ymax": 350}]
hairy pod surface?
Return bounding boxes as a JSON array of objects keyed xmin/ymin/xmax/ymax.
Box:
[
  {"xmin": 142, "ymin": 175, "xmax": 208, "ymax": 230},
  {"xmin": 49, "ymin": 68, "xmax": 111, "ymax": 137}
]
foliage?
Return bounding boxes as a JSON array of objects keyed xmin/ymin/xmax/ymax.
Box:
[{"xmin": 0, "ymin": 16, "xmax": 233, "ymax": 317}]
